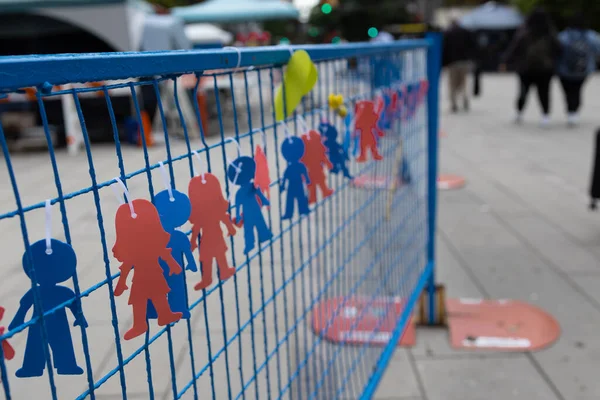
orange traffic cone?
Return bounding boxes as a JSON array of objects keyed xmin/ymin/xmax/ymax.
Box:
[
  {"xmin": 196, "ymin": 91, "xmax": 209, "ymax": 136},
  {"xmin": 137, "ymin": 111, "xmax": 154, "ymax": 147}
]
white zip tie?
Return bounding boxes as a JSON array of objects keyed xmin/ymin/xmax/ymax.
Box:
[
  {"xmin": 296, "ymin": 114, "xmax": 310, "ymax": 133},
  {"xmin": 191, "ymin": 150, "xmax": 207, "ymax": 183},
  {"xmin": 222, "ymin": 46, "xmax": 242, "ymax": 69},
  {"xmin": 113, "ymin": 177, "xmax": 137, "ymax": 219},
  {"xmin": 224, "ymin": 137, "xmax": 242, "ymax": 158},
  {"xmin": 45, "ymin": 199, "xmax": 53, "ymax": 255},
  {"xmin": 158, "ymin": 161, "xmax": 174, "ymax": 202},
  {"xmin": 279, "ymin": 121, "xmax": 293, "ymax": 143}
]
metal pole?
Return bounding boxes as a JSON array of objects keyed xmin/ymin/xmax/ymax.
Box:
[{"xmin": 425, "ymin": 31, "xmax": 442, "ymax": 324}]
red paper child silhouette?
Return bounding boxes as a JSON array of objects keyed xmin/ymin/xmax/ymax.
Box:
[
  {"xmin": 355, "ymin": 99, "xmax": 385, "ymax": 163},
  {"xmin": 0, "ymin": 307, "xmax": 15, "ymax": 362},
  {"xmin": 254, "ymin": 144, "xmax": 271, "ymax": 205},
  {"xmin": 301, "ymin": 129, "xmax": 334, "ymax": 204},
  {"xmin": 188, "ymin": 173, "xmax": 237, "ymax": 290},
  {"xmin": 112, "ymin": 199, "xmax": 183, "ymax": 340}
]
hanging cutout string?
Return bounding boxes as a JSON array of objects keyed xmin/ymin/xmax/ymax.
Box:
[
  {"xmin": 280, "ymin": 122, "xmax": 293, "ymax": 143},
  {"xmin": 224, "ymin": 137, "xmax": 243, "ymax": 202},
  {"xmin": 113, "ymin": 177, "xmax": 136, "ymax": 219},
  {"xmin": 191, "ymin": 150, "xmax": 207, "ymax": 183},
  {"xmin": 296, "ymin": 114, "xmax": 310, "ymax": 134},
  {"xmin": 45, "ymin": 199, "xmax": 53, "ymax": 255},
  {"xmin": 158, "ymin": 161, "xmax": 174, "ymax": 202},
  {"xmin": 222, "ymin": 46, "xmax": 242, "ymax": 70},
  {"xmin": 259, "ymin": 129, "xmax": 267, "ymax": 150}
]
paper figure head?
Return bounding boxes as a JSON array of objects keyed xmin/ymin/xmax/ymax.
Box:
[
  {"xmin": 319, "ymin": 122, "xmax": 339, "ymax": 141},
  {"xmin": 281, "ymin": 136, "xmax": 305, "ymax": 163},
  {"xmin": 227, "ymin": 156, "xmax": 256, "ymax": 186},
  {"xmin": 154, "ymin": 189, "xmax": 191, "ymax": 231},
  {"xmin": 112, "ymin": 199, "xmax": 170, "ymax": 263},
  {"xmin": 189, "ymin": 173, "xmax": 230, "ymax": 221},
  {"xmin": 22, "ymin": 239, "xmax": 77, "ymax": 286}
]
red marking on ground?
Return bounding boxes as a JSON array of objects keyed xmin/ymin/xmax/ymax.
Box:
[
  {"xmin": 312, "ymin": 296, "xmax": 416, "ymax": 348},
  {"xmin": 446, "ymin": 298, "xmax": 560, "ymax": 352}
]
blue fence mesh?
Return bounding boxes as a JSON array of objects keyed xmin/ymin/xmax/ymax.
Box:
[{"xmin": 0, "ymin": 37, "xmax": 440, "ymax": 400}]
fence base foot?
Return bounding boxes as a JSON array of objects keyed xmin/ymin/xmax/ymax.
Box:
[{"xmin": 416, "ymin": 284, "xmax": 447, "ymax": 326}]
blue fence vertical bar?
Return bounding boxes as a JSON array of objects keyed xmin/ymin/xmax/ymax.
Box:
[{"xmin": 425, "ymin": 32, "xmax": 443, "ymax": 324}]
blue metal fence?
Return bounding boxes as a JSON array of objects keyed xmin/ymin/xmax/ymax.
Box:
[{"xmin": 0, "ymin": 35, "xmax": 441, "ymax": 400}]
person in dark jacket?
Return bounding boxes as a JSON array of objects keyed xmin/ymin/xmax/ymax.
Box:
[
  {"xmin": 500, "ymin": 8, "xmax": 561, "ymax": 126},
  {"xmin": 557, "ymin": 13, "xmax": 600, "ymax": 126},
  {"xmin": 444, "ymin": 20, "xmax": 476, "ymax": 113}
]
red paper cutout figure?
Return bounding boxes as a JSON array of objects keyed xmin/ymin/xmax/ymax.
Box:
[
  {"xmin": 301, "ymin": 129, "xmax": 334, "ymax": 204},
  {"xmin": 254, "ymin": 145, "xmax": 271, "ymax": 205},
  {"xmin": 112, "ymin": 199, "xmax": 183, "ymax": 340},
  {"xmin": 188, "ymin": 173, "xmax": 237, "ymax": 290},
  {"xmin": 355, "ymin": 100, "xmax": 385, "ymax": 163},
  {"xmin": 0, "ymin": 307, "xmax": 15, "ymax": 361}
]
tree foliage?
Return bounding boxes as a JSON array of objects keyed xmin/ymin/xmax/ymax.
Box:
[{"xmin": 308, "ymin": 0, "xmax": 412, "ymax": 42}]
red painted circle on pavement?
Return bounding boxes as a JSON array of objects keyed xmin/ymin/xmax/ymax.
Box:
[
  {"xmin": 312, "ymin": 296, "xmax": 416, "ymax": 347},
  {"xmin": 447, "ymin": 298, "xmax": 560, "ymax": 351},
  {"xmin": 437, "ymin": 174, "xmax": 465, "ymax": 190}
]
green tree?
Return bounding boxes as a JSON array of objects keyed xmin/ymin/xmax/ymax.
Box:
[{"xmin": 309, "ymin": 0, "xmax": 412, "ymax": 42}]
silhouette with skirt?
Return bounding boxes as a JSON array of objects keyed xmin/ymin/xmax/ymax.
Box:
[
  {"xmin": 188, "ymin": 173, "xmax": 237, "ymax": 290},
  {"xmin": 301, "ymin": 129, "xmax": 333, "ymax": 204},
  {"xmin": 254, "ymin": 144, "xmax": 271, "ymax": 205},
  {"xmin": 147, "ymin": 189, "xmax": 197, "ymax": 320},
  {"xmin": 113, "ymin": 199, "xmax": 183, "ymax": 340},
  {"xmin": 320, "ymin": 122, "xmax": 352, "ymax": 179},
  {"xmin": 9, "ymin": 239, "xmax": 86, "ymax": 377},
  {"xmin": 280, "ymin": 136, "xmax": 311, "ymax": 219},
  {"xmin": 228, "ymin": 156, "xmax": 272, "ymax": 254},
  {"xmin": 0, "ymin": 306, "xmax": 15, "ymax": 364},
  {"xmin": 355, "ymin": 100, "xmax": 385, "ymax": 163}
]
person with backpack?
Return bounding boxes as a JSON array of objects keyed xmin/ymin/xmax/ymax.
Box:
[
  {"xmin": 556, "ymin": 14, "xmax": 600, "ymax": 126},
  {"xmin": 500, "ymin": 8, "xmax": 561, "ymax": 126}
]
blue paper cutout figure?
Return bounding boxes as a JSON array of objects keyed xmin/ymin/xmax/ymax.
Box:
[
  {"xmin": 343, "ymin": 112, "xmax": 353, "ymax": 155},
  {"xmin": 378, "ymin": 91, "xmax": 394, "ymax": 131},
  {"xmin": 401, "ymin": 156, "xmax": 411, "ymax": 184},
  {"xmin": 319, "ymin": 122, "xmax": 352, "ymax": 179},
  {"xmin": 228, "ymin": 156, "xmax": 273, "ymax": 254},
  {"xmin": 9, "ymin": 239, "xmax": 87, "ymax": 378},
  {"xmin": 280, "ymin": 137, "xmax": 311, "ymax": 220},
  {"xmin": 147, "ymin": 189, "xmax": 197, "ymax": 320},
  {"xmin": 371, "ymin": 59, "xmax": 401, "ymax": 90}
]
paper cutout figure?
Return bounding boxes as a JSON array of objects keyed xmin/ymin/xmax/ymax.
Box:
[
  {"xmin": 275, "ymin": 50, "xmax": 318, "ymax": 121},
  {"xmin": 113, "ymin": 199, "xmax": 183, "ymax": 340},
  {"xmin": 9, "ymin": 239, "xmax": 86, "ymax": 377},
  {"xmin": 378, "ymin": 91, "xmax": 395, "ymax": 131},
  {"xmin": 146, "ymin": 190, "xmax": 197, "ymax": 320},
  {"xmin": 319, "ymin": 122, "xmax": 352, "ymax": 179},
  {"xmin": 355, "ymin": 100, "xmax": 385, "ymax": 163},
  {"xmin": 0, "ymin": 307, "xmax": 15, "ymax": 362},
  {"xmin": 228, "ymin": 156, "xmax": 273, "ymax": 253},
  {"xmin": 302, "ymin": 130, "xmax": 333, "ymax": 204},
  {"xmin": 372, "ymin": 58, "xmax": 401, "ymax": 90},
  {"xmin": 280, "ymin": 137, "xmax": 311, "ymax": 219},
  {"xmin": 254, "ymin": 145, "xmax": 271, "ymax": 203},
  {"xmin": 343, "ymin": 112, "xmax": 353, "ymax": 155},
  {"xmin": 188, "ymin": 173, "xmax": 237, "ymax": 290},
  {"xmin": 392, "ymin": 86, "xmax": 405, "ymax": 120}
]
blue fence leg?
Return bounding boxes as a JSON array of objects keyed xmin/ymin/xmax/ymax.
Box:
[{"xmin": 425, "ymin": 32, "xmax": 443, "ymax": 324}]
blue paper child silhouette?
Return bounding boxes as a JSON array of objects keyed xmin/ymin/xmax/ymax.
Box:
[
  {"xmin": 228, "ymin": 156, "xmax": 273, "ymax": 254},
  {"xmin": 280, "ymin": 137, "xmax": 311, "ymax": 220},
  {"xmin": 343, "ymin": 112, "xmax": 353, "ymax": 155},
  {"xmin": 378, "ymin": 91, "xmax": 394, "ymax": 131},
  {"xmin": 147, "ymin": 189, "xmax": 197, "ymax": 320},
  {"xmin": 9, "ymin": 239, "xmax": 87, "ymax": 378},
  {"xmin": 319, "ymin": 122, "xmax": 352, "ymax": 179}
]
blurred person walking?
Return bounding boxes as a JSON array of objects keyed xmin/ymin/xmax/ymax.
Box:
[
  {"xmin": 556, "ymin": 13, "xmax": 600, "ymax": 126},
  {"xmin": 443, "ymin": 20, "xmax": 477, "ymax": 113},
  {"xmin": 500, "ymin": 8, "xmax": 560, "ymax": 126}
]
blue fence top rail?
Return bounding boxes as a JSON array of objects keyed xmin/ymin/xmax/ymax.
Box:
[{"xmin": 0, "ymin": 40, "xmax": 431, "ymax": 91}]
